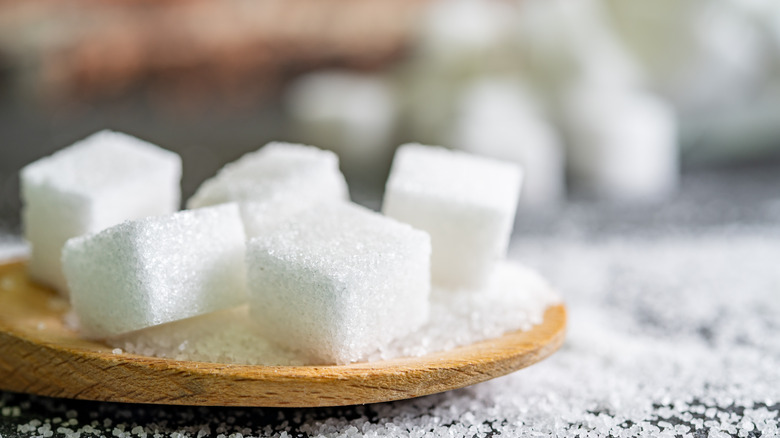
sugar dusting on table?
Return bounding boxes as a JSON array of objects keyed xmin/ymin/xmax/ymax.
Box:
[{"xmin": 105, "ymin": 261, "xmax": 560, "ymax": 365}]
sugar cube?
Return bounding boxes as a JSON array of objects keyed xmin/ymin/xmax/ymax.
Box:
[
  {"xmin": 20, "ymin": 130, "xmax": 182, "ymax": 293},
  {"xmin": 186, "ymin": 142, "xmax": 349, "ymax": 209},
  {"xmin": 62, "ymin": 204, "xmax": 247, "ymax": 337},
  {"xmin": 382, "ymin": 144, "xmax": 522, "ymax": 290},
  {"xmin": 563, "ymin": 85, "xmax": 678, "ymax": 201},
  {"xmin": 246, "ymin": 202, "xmax": 431, "ymax": 364}
]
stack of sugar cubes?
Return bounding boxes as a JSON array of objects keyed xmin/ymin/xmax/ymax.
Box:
[{"xmin": 21, "ymin": 131, "xmax": 528, "ymax": 365}]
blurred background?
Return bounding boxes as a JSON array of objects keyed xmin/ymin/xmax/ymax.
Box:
[{"xmin": 2, "ymin": 0, "xmax": 780, "ymax": 232}]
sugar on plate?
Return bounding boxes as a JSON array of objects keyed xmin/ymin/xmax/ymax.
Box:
[
  {"xmin": 186, "ymin": 141, "xmax": 349, "ymax": 209},
  {"xmin": 20, "ymin": 130, "xmax": 181, "ymax": 293},
  {"xmin": 246, "ymin": 201, "xmax": 431, "ymax": 364},
  {"xmin": 62, "ymin": 204, "xmax": 247, "ymax": 338},
  {"xmin": 382, "ymin": 143, "xmax": 522, "ymax": 290}
]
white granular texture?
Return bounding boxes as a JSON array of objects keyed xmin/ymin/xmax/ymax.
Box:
[
  {"xmin": 383, "ymin": 143, "xmax": 522, "ymax": 290},
  {"xmin": 238, "ymin": 200, "xmax": 313, "ymax": 238},
  {"xmin": 107, "ymin": 261, "xmax": 558, "ymax": 366},
  {"xmin": 62, "ymin": 204, "xmax": 247, "ymax": 338},
  {"xmin": 20, "ymin": 130, "xmax": 182, "ymax": 293},
  {"xmin": 186, "ymin": 142, "xmax": 349, "ymax": 209},
  {"xmin": 246, "ymin": 202, "xmax": 432, "ymax": 364},
  {"xmin": 2, "ymin": 220, "xmax": 778, "ymax": 437}
]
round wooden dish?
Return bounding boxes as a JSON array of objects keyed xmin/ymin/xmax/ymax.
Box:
[{"xmin": 0, "ymin": 260, "xmax": 566, "ymax": 407}]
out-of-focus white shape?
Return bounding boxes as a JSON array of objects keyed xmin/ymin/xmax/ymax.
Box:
[
  {"xmin": 451, "ymin": 79, "xmax": 565, "ymax": 207},
  {"xmin": 284, "ymin": 71, "xmax": 397, "ymax": 181},
  {"xmin": 401, "ymin": 0, "xmax": 521, "ymax": 146},
  {"xmin": 0, "ymin": 235, "xmax": 28, "ymax": 263},
  {"xmin": 514, "ymin": 0, "xmax": 645, "ymax": 97},
  {"xmin": 563, "ymin": 84, "xmax": 679, "ymax": 202},
  {"xmin": 416, "ymin": 0, "xmax": 516, "ymax": 58},
  {"xmin": 763, "ymin": 4, "xmax": 780, "ymax": 51},
  {"xmin": 607, "ymin": 0, "xmax": 766, "ymax": 113}
]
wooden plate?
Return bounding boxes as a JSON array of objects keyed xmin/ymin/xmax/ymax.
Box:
[{"xmin": 0, "ymin": 260, "xmax": 566, "ymax": 407}]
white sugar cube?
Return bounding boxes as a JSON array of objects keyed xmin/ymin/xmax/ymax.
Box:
[
  {"xmin": 246, "ymin": 202, "xmax": 431, "ymax": 364},
  {"xmin": 563, "ymin": 85, "xmax": 679, "ymax": 201},
  {"xmin": 382, "ymin": 144, "xmax": 522, "ymax": 290},
  {"xmin": 20, "ymin": 130, "xmax": 182, "ymax": 293},
  {"xmin": 186, "ymin": 142, "xmax": 349, "ymax": 209},
  {"xmin": 62, "ymin": 204, "xmax": 247, "ymax": 338}
]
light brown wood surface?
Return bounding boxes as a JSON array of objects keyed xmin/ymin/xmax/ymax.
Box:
[{"xmin": 0, "ymin": 260, "xmax": 566, "ymax": 407}]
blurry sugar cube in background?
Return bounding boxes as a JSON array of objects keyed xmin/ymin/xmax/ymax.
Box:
[
  {"xmin": 283, "ymin": 71, "xmax": 398, "ymax": 186},
  {"xmin": 562, "ymin": 84, "xmax": 678, "ymax": 201}
]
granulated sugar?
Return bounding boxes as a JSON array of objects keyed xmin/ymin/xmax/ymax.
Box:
[
  {"xmin": 1, "ymin": 225, "xmax": 778, "ymax": 437},
  {"xmin": 1, "ymin": 170, "xmax": 779, "ymax": 437},
  {"xmin": 108, "ymin": 262, "xmax": 560, "ymax": 365}
]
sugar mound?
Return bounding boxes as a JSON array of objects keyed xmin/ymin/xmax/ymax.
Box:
[
  {"xmin": 20, "ymin": 130, "xmax": 181, "ymax": 292},
  {"xmin": 186, "ymin": 142, "xmax": 349, "ymax": 209},
  {"xmin": 107, "ymin": 260, "xmax": 559, "ymax": 366},
  {"xmin": 246, "ymin": 201, "xmax": 432, "ymax": 364},
  {"xmin": 383, "ymin": 143, "xmax": 522, "ymax": 290},
  {"xmin": 62, "ymin": 204, "xmax": 247, "ymax": 337}
]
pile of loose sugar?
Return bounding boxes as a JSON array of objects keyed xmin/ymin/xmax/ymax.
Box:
[
  {"xmin": 1, "ymin": 221, "xmax": 778, "ymax": 438},
  {"xmin": 107, "ymin": 262, "xmax": 560, "ymax": 365}
]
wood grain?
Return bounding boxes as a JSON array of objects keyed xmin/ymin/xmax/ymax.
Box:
[{"xmin": 0, "ymin": 260, "xmax": 566, "ymax": 407}]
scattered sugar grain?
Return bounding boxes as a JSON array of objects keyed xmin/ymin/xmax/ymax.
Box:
[{"xmin": 112, "ymin": 348, "xmax": 123, "ymax": 354}]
